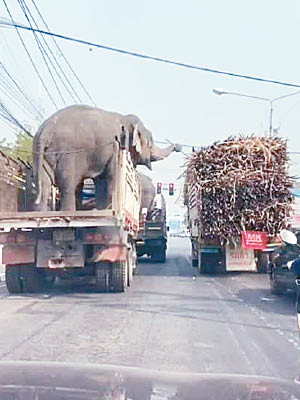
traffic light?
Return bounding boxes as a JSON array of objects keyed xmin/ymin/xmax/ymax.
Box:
[
  {"xmin": 169, "ymin": 183, "xmax": 174, "ymax": 196},
  {"xmin": 157, "ymin": 182, "xmax": 162, "ymax": 194}
]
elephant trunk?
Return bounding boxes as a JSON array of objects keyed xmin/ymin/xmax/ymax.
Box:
[{"xmin": 150, "ymin": 143, "xmax": 176, "ymax": 162}]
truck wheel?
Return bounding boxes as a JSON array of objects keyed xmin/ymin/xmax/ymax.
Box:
[
  {"xmin": 192, "ymin": 259, "xmax": 198, "ymax": 267},
  {"xmin": 95, "ymin": 263, "xmax": 110, "ymax": 292},
  {"xmin": 257, "ymin": 252, "xmax": 269, "ymax": 273},
  {"xmin": 20, "ymin": 265, "xmax": 42, "ymax": 293},
  {"xmin": 42, "ymin": 275, "xmax": 56, "ymax": 290},
  {"xmin": 5, "ymin": 266, "xmax": 22, "ymax": 293},
  {"xmin": 127, "ymin": 248, "xmax": 135, "ymax": 286},
  {"xmin": 132, "ymin": 257, "xmax": 138, "ymax": 276},
  {"xmin": 270, "ymin": 269, "xmax": 284, "ymax": 295},
  {"xmin": 151, "ymin": 248, "xmax": 166, "ymax": 263},
  {"xmin": 111, "ymin": 262, "xmax": 127, "ymax": 292}
]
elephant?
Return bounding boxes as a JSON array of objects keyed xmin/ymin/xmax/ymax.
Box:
[
  {"xmin": 138, "ymin": 173, "xmax": 156, "ymax": 219},
  {"xmin": 138, "ymin": 172, "xmax": 166, "ymax": 222},
  {"xmin": 33, "ymin": 105, "xmax": 181, "ymax": 211}
]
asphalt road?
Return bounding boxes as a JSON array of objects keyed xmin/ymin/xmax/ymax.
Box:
[{"xmin": 0, "ymin": 237, "xmax": 299, "ymax": 379}]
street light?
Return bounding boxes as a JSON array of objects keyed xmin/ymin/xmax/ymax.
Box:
[{"xmin": 213, "ymin": 88, "xmax": 300, "ymax": 135}]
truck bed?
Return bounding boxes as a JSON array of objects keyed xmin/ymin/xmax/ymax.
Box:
[{"xmin": 0, "ymin": 210, "xmax": 121, "ymax": 229}]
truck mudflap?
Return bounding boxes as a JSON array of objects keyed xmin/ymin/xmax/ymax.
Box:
[{"xmin": 94, "ymin": 245, "xmax": 128, "ymax": 263}]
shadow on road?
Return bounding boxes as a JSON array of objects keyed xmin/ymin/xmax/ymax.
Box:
[{"xmin": 137, "ymin": 256, "xmax": 194, "ymax": 277}]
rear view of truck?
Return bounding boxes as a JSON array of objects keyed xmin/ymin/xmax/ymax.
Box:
[
  {"xmin": 185, "ymin": 135, "xmax": 294, "ymax": 273},
  {"xmin": 0, "ymin": 139, "xmax": 140, "ymax": 293},
  {"xmin": 137, "ymin": 194, "xmax": 167, "ymax": 262}
]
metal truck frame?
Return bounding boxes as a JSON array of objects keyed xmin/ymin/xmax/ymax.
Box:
[{"xmin": 0, "ymin": 139, "xmax": 140, "ymax": 293}]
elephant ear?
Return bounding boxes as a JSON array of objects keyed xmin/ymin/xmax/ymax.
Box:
[{"xmin": 132, "ymin": 124, "xmax": 142, "ymax": 155}]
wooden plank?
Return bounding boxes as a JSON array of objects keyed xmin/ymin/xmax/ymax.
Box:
[{"xmin": 0, "ymin": 209, "xmax": 116, "ymax": 220}]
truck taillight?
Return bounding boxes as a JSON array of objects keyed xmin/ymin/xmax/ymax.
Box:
[
  {"xmin": 16, "ymin": 233, "xmax": 36, "ymax": 244},
  {"xmin": 0, "ymin": 232, "xmax": 36, "ymax": 244},
  {"xmin": 0, "ymin": 233, "xmax": 13, "ymax": 244},
  {"xmin": 85, "ymin": 233, "xmax": 111, "ymax": 243}
]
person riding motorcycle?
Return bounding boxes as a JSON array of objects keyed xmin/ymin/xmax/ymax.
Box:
[{"xmin": 274, "ymin": 232, "xmax": 300, "ymax": 273}]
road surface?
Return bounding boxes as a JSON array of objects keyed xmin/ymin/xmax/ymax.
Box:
[{"xmin": 0, "ymin": 237, "xmax": 298, "ymax": 379}]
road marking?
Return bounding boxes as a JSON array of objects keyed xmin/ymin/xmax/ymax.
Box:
[
  {"xmin": 193, "ymin": 342, "xmax": 213, "ymax": 349},
  {"xmin": 261, "ymin": 297, "xmax": 274, "ymax": 302}
]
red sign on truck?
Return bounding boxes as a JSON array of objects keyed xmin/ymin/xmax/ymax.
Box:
[{"xmin": 242, "ymin": 231, "xmax": 268, "ymax": 250}]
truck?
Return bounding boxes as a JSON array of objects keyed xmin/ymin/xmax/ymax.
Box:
[
  {"xmin": 136, "ymin": 174, "xmax": 167, "ymax": 263},
  {"xmin": 0, "ymin": 138, "xmax": 141, "ymax": 293},
  {"xmin": 184, "ymin": 135, "xmax": 293, "ymax": 274}
]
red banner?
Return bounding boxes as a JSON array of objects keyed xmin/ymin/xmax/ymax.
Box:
[{"xmin": 242, "ymin": 231, "xmax": 268, "ymax": 250}]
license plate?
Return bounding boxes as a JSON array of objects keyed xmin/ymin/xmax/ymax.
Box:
[
  {"xmin": 48, "ymin": 259, "xmax": 65, "ymax": 269},
  {"xmin": 53, "ymin": 229, "xmax": 75, "ymax": 241}
]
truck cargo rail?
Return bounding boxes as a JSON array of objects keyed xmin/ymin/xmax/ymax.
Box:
[{"xmin": 0, "ymin": 210, "xmax": 121, "ymax": 229}]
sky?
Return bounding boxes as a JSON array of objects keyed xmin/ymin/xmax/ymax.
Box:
[{"xmin": 1, "ymin": 0, "xmax": 300, "ymax": 218}]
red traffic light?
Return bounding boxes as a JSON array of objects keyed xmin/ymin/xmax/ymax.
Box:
[
  {"xmin": 169, "ymin": 183, "xmax": 174, "ymax": 196},
  {"xmin": 157, "ymin": 182, "xmax": 162, "ymax": 194}
]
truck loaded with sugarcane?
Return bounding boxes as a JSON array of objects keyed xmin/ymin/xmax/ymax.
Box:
[
  {"xmin": 184, "ymin": 135, "xmax": 294, "ymax": 273},
  {"xmin": 0, "ymin": 105, "xmax": 181, "ymax": 293}
]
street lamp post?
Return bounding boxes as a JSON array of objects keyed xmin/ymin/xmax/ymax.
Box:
[{"xmin": 212, "ymin": 88, "xmax": 300, "ymax": 135}]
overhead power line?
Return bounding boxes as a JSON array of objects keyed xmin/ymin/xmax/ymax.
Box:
[
  {"xmin": 1, "ymin": 0, "xmax": 58, "ymax": 109},
  {"xmin": 0, "ymin": 61, "xmax": 44, "ymax": 121},
  {"xmin": 17, "ymin": 0, "xmax": 67, "ymax": 106},
  {"xmin": 0, "ymin": 99, "xmax": 33, "ymax": 137},
  {"xmin": 30, "ymin": 0, "xmax": 95, "ymax": 105},
  {"xmin": 1, "ymin": 21, "xmax": 300, "ymax": 89},
  {"xmin": 20, "ymin": 0, "xmax": 81, "ymax": 104}
]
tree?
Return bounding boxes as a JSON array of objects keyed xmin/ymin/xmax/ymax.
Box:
[
  {"xmin": 12, "ymin": 131, "xmax": 33, "ymax": 164},
  {"xmin": 1, "ymin": 127, "xmax": 33, "ymax": 164}
]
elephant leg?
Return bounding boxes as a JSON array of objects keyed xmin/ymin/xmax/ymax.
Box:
[
  {"xmin": 57, "ymin": 156, "xmax": 81, "ymax": 211},
  {"xmin": 75, "ymin": 182, "xmax": 83, "ymax": 210},
  {"xmin": 95, "ymin": 175, "xmax": 109, "ymax": 209},
  {"xmin": 59, "ymin": 183, "xmax": 77, "ymax": 211},
  {"xmin": 95, "ymin": 158, "xmax": 116, "ymax": 210}
]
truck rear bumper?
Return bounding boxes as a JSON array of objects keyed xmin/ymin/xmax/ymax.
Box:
[{"xmin": 37, "ymin": 240, "xmax": 85, "ymax": 268}]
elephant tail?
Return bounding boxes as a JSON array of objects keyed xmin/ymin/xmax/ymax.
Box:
[
  {"xmin": 33, "ymin": 123, "xmax": 49, "ymax": 206},
  {"xmin": 33, "ymin": 140, "xmax": 44, "ymax": 206}
]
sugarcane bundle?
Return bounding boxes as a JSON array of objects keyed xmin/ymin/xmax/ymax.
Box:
[
  {"xmin": 185, "ymin": 135, "xmax": 294, "ymax": 245},
  {"xmin": 0, "ymin": 151, "xmax": 27, "ymax": 188}
]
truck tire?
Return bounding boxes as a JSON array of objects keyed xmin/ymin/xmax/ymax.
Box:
[
  {"xmin": 151, "ymin": 247, "xmax": 166, "ymax": 263},
  {"xmin": 192, "ymin": 259, "xmax": 198, "ymax": 267},
  {"xmin": 111, "ymin": 261, "xmax": 127, "ymax": 292},
  {"xmin": 132, "ymin": 265, "xmax": 137, "ymax": 275},
  {"xmin": 5, "ymin": 266, "xmax": 22, "ymax": 293},
  {"xmin": 257, "ymin": 252, "xmax": 269, "ymax": 273},
  {"xmin": 19, "ymin": 265, "xmax": 42, "ymax": 293},
  {"xmin": 270, "ymin": 269, "xmax": 284, "ymax": 295},
  {"xmin": 95, "ymin": 262, "xmax": 110, "ymax": 292},
  {"xmin": 127, "ymin": 249, "xmax": 135, "ymax": 286}
]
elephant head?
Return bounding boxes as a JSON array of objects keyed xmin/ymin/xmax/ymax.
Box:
[{"xmin": 123, "ymin": 114, "xmax": 182, "ymax": 169}]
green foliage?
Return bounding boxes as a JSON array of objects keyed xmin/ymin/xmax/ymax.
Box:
[
  {"xmin": 0, "ymin": 127, "xmax": 33, "ymax": 164},
  {"xmin": 13, "ymin": 131, "xmax": 33, "ymax": 164}
]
